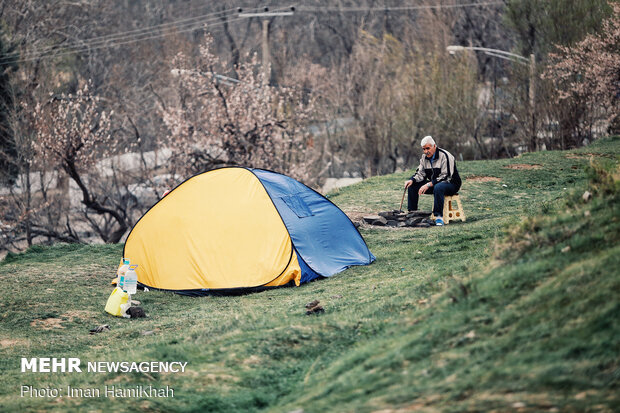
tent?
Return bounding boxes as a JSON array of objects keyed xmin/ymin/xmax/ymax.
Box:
[{"xmin": 123, "ymin": 167, "xmax": 375, "ymax": 295}]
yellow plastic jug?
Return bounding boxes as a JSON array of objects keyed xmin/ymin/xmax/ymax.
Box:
[{"xmin": 105, "ymin": 287, "xmax": 129, "ymax": 317}]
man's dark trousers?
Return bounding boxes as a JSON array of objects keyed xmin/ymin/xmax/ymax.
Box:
[{"xmin": 408, "ymin": 181, "xmax": 458, "ymax": 216}]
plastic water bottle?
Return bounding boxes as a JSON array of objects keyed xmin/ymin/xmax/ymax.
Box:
[
  {"xmin": 124, "ymin": 264, "xmax": 138, "ymax": 295},
  {"xmin": 117, "ymin": 258, "xmax": 130, "ymax": 290}
]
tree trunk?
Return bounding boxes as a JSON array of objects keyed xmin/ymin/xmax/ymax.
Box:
[{"xmin": 64, "ymin": 159, "xmax": 128, "ymax": 243}]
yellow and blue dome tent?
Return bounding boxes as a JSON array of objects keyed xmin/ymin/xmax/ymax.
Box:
[{"xmin": 123, "ymin": 167, "xmax": 375, "ymax": 295}]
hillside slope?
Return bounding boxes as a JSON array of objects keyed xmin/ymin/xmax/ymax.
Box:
[
  {"xmin": 278, "ymin": 146, "xmax": 620, "ymax": 412},
  {"xmin": 0, "ymin": 138, "xmax": 618, "ymax": 412}
]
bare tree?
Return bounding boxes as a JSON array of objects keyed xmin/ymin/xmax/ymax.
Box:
[{"xmin": 320, "ymin": 23, "xmax": 481, "ymax": 177}]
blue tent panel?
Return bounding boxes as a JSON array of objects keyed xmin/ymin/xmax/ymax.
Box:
[
  {"xmin": 251, "ymin": 169, "xmax": 375, "ymax": 277},
  {"xmin": 296, "ymin": 248, "xmax": 323, "ymax": 284}
]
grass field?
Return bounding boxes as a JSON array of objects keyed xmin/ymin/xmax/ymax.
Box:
[{"xmin": 1, "ymin": 137, "xmax": 618, "ymax": 412}]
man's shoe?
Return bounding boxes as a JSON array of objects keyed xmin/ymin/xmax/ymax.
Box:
[{"xmin": 435, "ymin": 217, "xmax": 444, "ymax": 226}]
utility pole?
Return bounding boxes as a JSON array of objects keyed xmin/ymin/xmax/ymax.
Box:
[
  {"xmin": 529, "ymin": 53, "xmax": 536, "ymax": 151},
  {"xmin": 262, "ymin": 20, "xmax": 270, "ymax": 84},
  {"xmin": 238, "ymin": 7, "xmax": 295, "ymax": 85}
]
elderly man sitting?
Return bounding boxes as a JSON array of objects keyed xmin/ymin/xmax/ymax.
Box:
[{"xmin": 404, "ymin": 136, "xmax": 461, "ymax": 226}]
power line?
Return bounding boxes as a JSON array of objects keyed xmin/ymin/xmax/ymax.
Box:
[
  {"xmin": 296, "ymin": 2, "xmax": 503, "ymax": 12},
  {"xmin": 34, "ymin": 3, "xmax": 239, "ymax": 47},
  {"xmin": 0, "ymin": 2, "xmax": 503, "ymax": 66},
  {"xmin": 0, "ymin": 6, "xmax": 270, "ymax": 65},
  {"xmin": 3, "ymin": 18, "xmax": 241, "ymax": 65},
  {"xmin": 12, "ymin": 7, "xmax": 240, "ymax": 61},
  {"xmin": 2, "ymin": 4, "xmax": 301, "ymax": 65},
  {"xmin": 0, "ymin": 9, "xmax": 248, "ymax": 65}
]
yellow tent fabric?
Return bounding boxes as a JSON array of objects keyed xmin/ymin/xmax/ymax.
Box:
[{"xmin": 124, "ymin": 168, "xmax": 301, "ymax": 291}]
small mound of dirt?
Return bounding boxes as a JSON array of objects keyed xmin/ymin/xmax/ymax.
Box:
[
  {"xmin": 30, "ymin": 318, "xmax": 65, "ymax": 329},
  {"xmin": 504, "ymin": 164, "xmax": 542, "ymax": 170}
]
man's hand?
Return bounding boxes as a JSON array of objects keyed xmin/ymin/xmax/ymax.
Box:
[
  {"xmin": 418, "ymin": 182, "xmax": 432, "ymax": 195},
  {"xmin": 404, "ymin": 180, "xmax": 413, "ymax": 189}
]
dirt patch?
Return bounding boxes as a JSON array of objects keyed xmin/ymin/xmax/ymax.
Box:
[
  {"xmin": 30, "ymin": 311, "xmax": 97, "ymax": 329},
  {"xmin": 63, "ymin": 310, "xmax": 98, "ymax": 321},
  {"xmin": 0, "ymin": 338, "xmax": 30, "ymax": 348},
  {"xmin": 30, "ymin": 317, "xmax": 65, "ymax": 329},
  {"xmin": 466, "ymin": 176, "xmax": 501, "ymax": 182},
  {"xmin": 504, "ymin": 163, "xmax": 542, "ymax": 170},
  {"xmin": 470, "ymin": 391, "xmax": 559, "ymax": 410}
]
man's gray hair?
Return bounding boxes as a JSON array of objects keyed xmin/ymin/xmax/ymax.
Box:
[{"xmin": 421, "ymin": 135, "xmax": 436, "ymax": 147}]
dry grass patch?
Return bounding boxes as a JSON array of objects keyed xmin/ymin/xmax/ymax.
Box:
[
  {"xmin": 0, "ymin": 338, "xmax": 30, "ymax": 348},
  {"xmin": 504, "ymin": 164, "xmax": 542, "ymax": 170},
  {"xmin": 63, "ymin": 310, "xmax": 98, "ymax": 321},
  {"xmin": 469, "ymin": 391, "xmax": 561, "ymax": 411},
  {"xmin": 30, "ymin": 317, "xmax": 65, "ymax": 329},
  {"xmin": 344, "ymin": 210, "xmax": 375, "ymax": 221},
  {"xmin": 565, "ymin": 153, "xmax": 597, "ymax": 159},
  {"xmin": 242, "ymin": 355, "xmax": 262, "ymax": 366},
  {"xmin": 467, "ymin": 176, "xmax": 501, "ymax": 182}
]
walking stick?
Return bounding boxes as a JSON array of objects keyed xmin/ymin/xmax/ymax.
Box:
[{"xmin": 399, "ymin": 187, "xmax": 407, "ymax": 212}]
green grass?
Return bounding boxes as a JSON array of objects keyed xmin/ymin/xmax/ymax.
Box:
[{"xmin": 1, "ymin": 137, "xmax": 619, "ymax": 412}]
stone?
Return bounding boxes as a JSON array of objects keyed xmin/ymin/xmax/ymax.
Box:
[
  {"xmin": 306, "ymin": 305, "xmax": 325, "ymax": 315},
  {"xmin": 414, "ymin": 222, "xmax": 431, "ymax": 228},
  {"xmin": 305, "ymin": 299, "xmax": 320, "ymax": 309},
  {"xmin": 363, "ymin": 215, "xmax": 382, "ymax": 223},
  {"xmin": 371, "ymin": 217, "xmax": 388, "ymax": 226},
  {"xmin": 405, "ymin": 217, "xmax": 423, "ymax": 226},
  {"xmin": 406, "ymin": 210, "xmax": 431, "ymax": 218},
  {"xmin": 379, "ymin": 210, "xmax": 407, "ymax": 221},
  {"xmin": 364, "ymin": 211, "xmax": 435, "ymax": 228}
]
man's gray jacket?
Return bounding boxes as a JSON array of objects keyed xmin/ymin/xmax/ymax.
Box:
[{"xmin": 410, "ymin": 148, "xmax": 462, "ymax": 190}]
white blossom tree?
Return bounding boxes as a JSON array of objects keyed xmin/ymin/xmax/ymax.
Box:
[
  {"xmin": 543, "ymin": 3, "xmax": 620, "ymax": 144},
  {"xmin": 31, "ymin": 82, "xmax": 133, "ymax": 243},
  {"xmin": 162, "ymin": 36, "xmax": 317, "ymax": 182}
]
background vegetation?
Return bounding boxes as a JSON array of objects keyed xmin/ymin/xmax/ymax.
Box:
[
  {"xmin": 0, "ymin": 0, "xmax": 618, "ymax": 250},
  {"xmin": 1, "ymin": 137, "xmax": 618, "ymax": 412}
]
